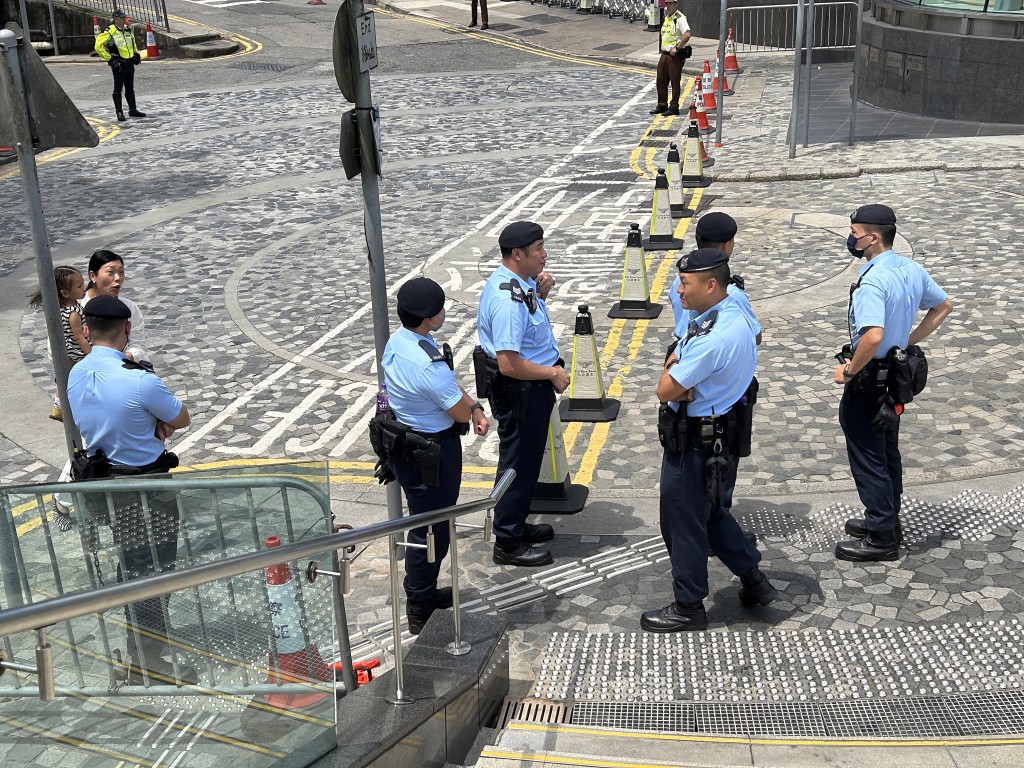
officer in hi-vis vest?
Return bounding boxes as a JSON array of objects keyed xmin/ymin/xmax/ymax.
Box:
[
  {"xmin": 649, "ymin": 0, "xmax": 691, "ymax": 117},
  {"xmin": 381, "ymin": 278, "xmax": 489, "ymax": 634},
  {"xmin": 95, "ymin": 10, "xmax": 146, "ymax": 122}
]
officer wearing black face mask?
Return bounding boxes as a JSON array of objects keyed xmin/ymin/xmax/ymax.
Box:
[{"xmin": 832, "ymin": 205, "xmax": 953, "ymax": 562}]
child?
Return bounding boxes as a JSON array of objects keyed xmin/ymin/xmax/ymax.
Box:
[{"xmin": 29, "ymin": 266, "xmax": 91, "ymax": 422}]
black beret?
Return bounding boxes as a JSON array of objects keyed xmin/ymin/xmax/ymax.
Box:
[
  {"xmin": 850, "ymin": 204, "xmax": 896, "ymax": 226},
  {"xmin": 397, "ymin": 277, "xmax": 445, "ymax": 319},
  {"xmin": 677, "ymin": 248, "xmax": 729, "ymax": 273},
  {"xmin": 498, "ymin": 221, "xmax": 544, "ymax": 250},
  {"xmin": 112, "ymin": 8, "xmax": 128, "ymax": 17},
  {"xmin": 695, "ymin": 212, "xmax": 737, "ymax": 244},
  {"xmin": 83, "ymin": 295, "xmax": 131, "ymax": 319}
]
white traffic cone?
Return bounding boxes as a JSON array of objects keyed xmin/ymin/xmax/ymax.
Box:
[
  {"xmin": 665, "ymin": 142, "xmax": 693, "ymax": 219},
  {"xmin": 643, "ymin": 169, "xmax": 685, "ymax": 251},
  {"xmin": 560, "ymin": 304, "xmax": 620, "ymax": 422},
  {"xmin": 609, "ymin": 223, "xmax": 663, "ymax": 320},
  {"xmin": 680, "ymin": 121, "xmax": 712, "ymax": 188},
  {"xmin": 531, "ymin": 406, "xmax": 589, "ymax": 514}
]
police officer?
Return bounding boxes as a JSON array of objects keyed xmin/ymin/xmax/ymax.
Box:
[
  {"xmin": 649, "ymin": 0, "xmax": 691, "ymax": 117},
  {"xmin": 67, "ymin": 295, "xmax": 195, "ymax": 684},
  {"xmin": 643, "ymin": 249, "xmax": 777, "ymax": 633},
  {"xmin": 477, "ymin": 221, "xmax": 568, "ymax": 567},
  {"xmin": 95, "ymin": 10, "xmax": 146, "ymax": 122},
  {"xmin": 381, "ymin": 278, "xmax": 489, "ymax": 634},
  {"xmin": 833, "ymin": 205, "xmax": 952, "ymax": 562}
]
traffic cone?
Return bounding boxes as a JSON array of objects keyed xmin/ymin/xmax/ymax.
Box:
[
  {"xmin": 701, "ymin": 61, "xmax": 717, "ymax": 113},
  {"xmin": 609, "ymin": 223, "xmax": 663, "ymax": 320},
  {"xmin": 665, "ymin": 142, "xmax": 693, "ymax": 219},
  {"xmin": 260, "ymin": 535, "xmax": 336, "ymax": 710},
  {"xmin": 144, "ymin": 23, "xmax": 160, "ymax": 60},
  {"xmin": 644, "ymin": 0, "xmax": 660, "ymax": 32},
  {"xmin": 643, "ymin": 169, "xmax": 685, "ymax": 251},
  {"xmin": 531, "ymin": 405, "xmax": 588, "ymax": 514},
  {"xmin": 559, "ymin": 304, "xmax": 621, "ymax": 423},
  {"xmin": 699, "ymin": 133, "xmax": 715, "ymax": 168},
  {"xmin": 93, "ymin": 16, "xmax": 101, "ymax": 36},
  {"xmin": 680, "ymin": 121, "xmax": 712, "ymax": 188},
  {"xmin": 308, "ymin": 0, "xmax": 327, "ymax": 5},
  {"xmin": 725, "ymin": 28, "xmax": 743, "ymax": 75},
  {"xmin": 713, "ymin": 51, "xmax": 734, "ymax": 96},
  {"xmin": 692, "ymin": 78, "xmax": 714, "ymax": 135}
]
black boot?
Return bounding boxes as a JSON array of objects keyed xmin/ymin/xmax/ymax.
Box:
[
  {"xmin": 113, "ymin": 93, "xmax": 126, "ymax": 122},
  {"xmin": 845, "ymin": 517, "xmax": 904, "ymax": 545},
  {"xmin": 492, "ymin": 539, "xmax": 553, "ymax": 567},
  {"xmin": 407, "ymin": 599, "xmax": 435, "ymax": 635},
  {"xmin": 835, "ymin": 530, "xmax": 899, "ymax": 562},
  {"xmin": 640, "ymin": 601, "xmax": 707, "ymax": 633},
  {"xmin": 126, "ymin": 93, "xmax": 146, "ymax": 118},
  {"xmin": 738, "ymin": 566, "xmax": 778, "ymax": 607}
]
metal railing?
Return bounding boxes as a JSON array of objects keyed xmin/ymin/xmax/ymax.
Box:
[
  {"xmin": 68, "ymin": 0, "xmax": 170, "ymax": 31},
  {"xmin": 0, "ymin": 469, "xmax": 512, "ymax": 709},
  {"xmin": 726, "ymin": 2, "xmax": 859, "ymax": 51}
]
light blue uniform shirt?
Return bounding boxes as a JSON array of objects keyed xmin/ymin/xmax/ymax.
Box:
[
  {"xmin": 667, "ymin": 299, "xmax": 756, "ymax": 418},
  {"xmin": 382, "ymin": 327, "xmax": 462, "ymax": 432},
  {"xmin": 671, "ymin": 277, "xmax": 761, "ymax": 340},
  {"xmin": 849, "ymin": 250, "xmax": 947, "ymax": 358},
  {"xmin": 68, "ymin": 346, "xmax": 183, "ymax": 467},
  {"xmin": 477, "ymin": 263, "xmax": 559, "ymax": 366}
]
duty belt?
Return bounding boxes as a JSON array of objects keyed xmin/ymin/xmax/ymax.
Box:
[{"xmin": 408, "ymin": 423, "xmax": 464, "ymax": 442}]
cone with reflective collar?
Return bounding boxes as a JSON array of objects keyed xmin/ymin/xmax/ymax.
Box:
[
  {"xmin": 560, "ymin": 304, "xmax": 621, "ymax": 422},
  {"xmin": 725, "ymin": 28, "xmax": 743, "ymax": 74},
  {"xmin": 701, "ymin": 60, "xmax": 717, "ymax": 113},
  {"xmin": 144, "ymin": 23, "xmax": 160, "ymax": 59},
  {"xmin": 680, "ymin": 121, "xmax": 712, "ymax": 188},
  {"xmin": 691, "ymin": 77, "xmax": 713, "ymax": 135},
  {"xmin": 609, "ymin": 224, "xmax": 663, "ymax": 320},
  {"xmin": 643, "ymin": 169, "xmax": 686, "ymax": 251},
  {"xmin": 665, "ymin": 143, "xmax": 693, "ymax": 219},
  {"xmin": 531, "ymin": 405, "xmax": 589, "ymax": 514}
]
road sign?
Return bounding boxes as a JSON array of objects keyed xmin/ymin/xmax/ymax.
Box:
[
  {"xmin": 332, "ymin": 4, "xmax": 354, "ymax": 102},
  {"xmin": 357, "ymin": 12, "xmax": 377, "ymax": 73}
]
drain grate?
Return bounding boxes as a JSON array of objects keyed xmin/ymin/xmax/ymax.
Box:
[
  {"xmin": 498, "ymin": 697, "xmax": 573, "ymax": 729},
  {"xmin": 232, "ymin": 61, "xmax": 289, "ymax": 72},
  {"xmin": 573, "ymin": 701, "xmax": 693, "ymax": 732}
]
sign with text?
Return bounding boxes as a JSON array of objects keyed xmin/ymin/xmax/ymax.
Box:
[{"xmin": 357, "ymin": 12, "xmax": 378, "ymax": 73}]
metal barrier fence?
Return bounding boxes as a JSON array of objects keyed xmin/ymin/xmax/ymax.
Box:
[
  {"xmin": 725, "ymin": 2, "xmax": 859, "ymax": 51},
  {"xmin": 68, "ymin": 0, "xmax": 170, "ymax": 31}
]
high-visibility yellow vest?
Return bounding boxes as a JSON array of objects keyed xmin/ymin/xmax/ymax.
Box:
[
  {"xmin": 95, "ymin": 25, "xmax": 139, "ymax": 61},
  {"xmin": 660, "ymin": 12, "xmax": 684, "ymax": 51}
]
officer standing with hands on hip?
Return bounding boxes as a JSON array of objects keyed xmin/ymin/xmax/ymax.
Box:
[
  {"xmin": 380, "ymin": 278, "xmax": 489, "ymax": 634},
  {"xmin": 95, "ymin": 10, "xmax": 146, "ymax": 122},
  {"xmin": 833, "ymin": 205, "xmax": 952, "ymax": 562},
  {"xmin": 644, "ymin": 248, "xmax": 777, "ymax": 633},
  {"xmin": 67, "ymin": 295, "xmax": 195, "ymax": 685},
  {"xmin": 477, "ymin": 221, "xmax": 567, "ymax": 568},
  {"xmin": 649, "ymin": 0, "xmax": 691, "ymax": 117}
]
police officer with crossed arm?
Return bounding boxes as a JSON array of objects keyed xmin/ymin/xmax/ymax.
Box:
[
  {"xmin": 381, "ymin": 278, "xmax": 489, "ymax": 634},
  {"xmin": 833, "ymin": 205, "xmax": 952, "ymax": 562},
  {"xmin": 477, "ymin": 221, "xmax": 568, "ymax": 568},
  {"xmin": 643, "ymin": 249, "xmax": 777, "ymax": 633},
  {"xmin": 67, "ymin": 295, "xmax": 195, "ymax": 684}
]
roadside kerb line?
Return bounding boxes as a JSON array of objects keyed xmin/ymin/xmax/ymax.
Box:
[{"xmin": 0, "ymin": 118, "xmax": 119, "ymax": 183}]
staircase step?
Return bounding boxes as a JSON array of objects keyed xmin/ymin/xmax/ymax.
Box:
[{"xmin": 180, "ymin": 39, "xmax": 241, "ymax": 58}]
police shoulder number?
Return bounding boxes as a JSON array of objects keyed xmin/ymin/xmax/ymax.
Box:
[{"xmin": 417, "ymin": 340, "xmax": 446, "ymax": 364}]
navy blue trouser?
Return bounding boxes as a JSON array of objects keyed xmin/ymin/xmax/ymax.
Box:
[
  {"xmin": 659, "ymin": 441, "xmax": 759, "ymax": 605},
  {"xmin": 839, "ymin": 381, "xmax": 902, "ymax": 535},
  {"xmin": 489, "ymin": 380, "xmax": 555, "ymax": 545},
  {"xmin": 391, "ymin": 435, "xmax": 461, "ymax": 602},
  {"xmin": 112, "ymin": 61, "xmax": 137, "ymax": 103}
]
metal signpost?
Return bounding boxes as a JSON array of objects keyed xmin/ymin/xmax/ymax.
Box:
[
  {"xmin": 0, "ymin": 24, "xmax": 98, "ymax": 461},
  {"xmin": 715, "ymin": 0, "xmax": 727, "ymax": 148}
]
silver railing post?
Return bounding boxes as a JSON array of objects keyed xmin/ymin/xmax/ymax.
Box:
[
  {"xmin": 446, "ymin": 519, "xmax": 470, "ymax": 657},
  {"xmin": 329, "ymin": 548, "xmax": 357, "ymax": 694},
  {"xmin": 802, "ymin": 0, "xmax": 816, "ymax": 147},
  {"xmin": 715, "ymin": 0, "xmax": 728, "ymax": 149},
  {"xmin": 849, "ymin": 0, "xmax": 864, "ymax": 145},
  {"xmin": 385, "ymin": 533, "xmax": 413, "ymax": 705},
  {"xmin": 36, "ymin": 628, "xmax": 55, "ymax": 701},
  {"xmin": 789, "ymin": 0, "xmax": 807, "ymax": 158}
]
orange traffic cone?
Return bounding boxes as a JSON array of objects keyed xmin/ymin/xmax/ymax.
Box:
[
  {"xmin": 144, "ymin": 22, "xmax": 160, "ymax": 60},
  {"xmin": 93, "ymin": 16, "xmax": 101, "ymax": 36},
  {"xmin": 713, "ymin": 51, "xmax": 734, "ymax": 96},
  {"xmin": 701, "ymin": 60, "xmax": 717, "ymax": 113},
  {"xmin": 699, "ymin": 133, "xmax": 715, "ymax": 167},
  {"xmin": 261, "ymin": 535, "xmax": 336, "ymax": 710},
  {"xmin": 692, "ymin": 78, "xmax": 713, "ymax": 135},
  {"xmin": 725, "ymin": 29, "xmax": 743, "ymax": 75},
  {"xmin": 307, "ymin": 0, "xmax": 327, "ymax": 5}
]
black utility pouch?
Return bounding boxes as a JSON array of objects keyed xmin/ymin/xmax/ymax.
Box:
[
  {"xmin": 885, "ymin": 346, "xmax": 916, "ymax": 405},
  {"xmin": 473, "ymin": 346, "xmax": 498, "ymax": 399},
  {"xmin": 730, "ymin": 377, "xmax": 758, "ymax": 458},
  {"xmin": 409, "ymin": 438, "xmax": 442, "ymax": 488},
  {"xmin": 657, "ymin": 404, "xmax": 687, "ymax": 454},
  {"xmin": 70, "ymin": 448, "xmax": 111, "ymax": 481}
]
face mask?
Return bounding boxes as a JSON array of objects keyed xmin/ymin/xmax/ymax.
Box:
[
  {"xmin": 432, "ymin": 310, "xmax": 446, "ymax": 332},
  {"xmin": 847, "ymin": 233, "xmax": 870, "ymax": 259}
]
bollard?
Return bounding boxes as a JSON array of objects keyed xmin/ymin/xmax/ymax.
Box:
[
  {"xmin": 560, "ymin": 304, "xmax": 621, "ymax": 422},
  {"xmin": 643, "ymin": 169, "xmax": 685, "ymax": 251},
  {"xmin": 609, "ymin": 223, "xmax": 663, "ymax": 319},
  {"xmin": 530, "ymin": 405, "xmax": 589, "ymax": 514}
]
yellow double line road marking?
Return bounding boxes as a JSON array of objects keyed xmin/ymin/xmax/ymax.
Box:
[{"xmin": 0, "ymin": 118, "xmax": 119, "ymax": 183}]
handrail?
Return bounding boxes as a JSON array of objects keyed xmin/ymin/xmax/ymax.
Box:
[{"xmin": 0, "ymin": 470, "xmax": 513, "ymax": 638}]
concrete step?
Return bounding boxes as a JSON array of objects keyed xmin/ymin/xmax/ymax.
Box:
[{"xmin": 180, "ymin": 38, "xmax": 241, "ymax": 58}]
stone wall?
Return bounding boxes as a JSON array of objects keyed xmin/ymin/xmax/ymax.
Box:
[{"xmin": 1, "ymin": 0, "xmax": 137, "ymax": 55}]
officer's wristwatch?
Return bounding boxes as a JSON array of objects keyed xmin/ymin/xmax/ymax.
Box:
[
  {"xmin": 842, "ymin": 364, "xmax": 852, "ymax": 378},
  {"xmin": 470, "ymin": 402, "xmax": 484, "ymax": 414}
]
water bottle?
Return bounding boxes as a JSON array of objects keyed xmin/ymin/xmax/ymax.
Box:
[{"xmin": 376, "ymin": 383, "xmax": 389, "ymax": 414}]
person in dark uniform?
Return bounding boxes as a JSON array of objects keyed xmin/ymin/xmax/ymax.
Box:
[
  {"xmin": 67, "ymin": 295, "xmax": 194, "ymax": 684},
  {"xmin": 477, "ymin": 221, "xmax": 568, "ymax": 567},
  {"xmin": 643, "ymin": 249, "xmax": 777, "ymax": 633},
  {"xmin": 381, "ymin": 278, "xmax": 489, "ymax": 634},
  {"xmin": 649, "ymin": 0, "xmax": 691, "ymax": 116},
  {"xmin": 94, "ymin": 10, "xmax": 146, "ymax": 122},
  {"xmin": 833, "ymin": 205, "xmax": 952, "ymax": 562}
]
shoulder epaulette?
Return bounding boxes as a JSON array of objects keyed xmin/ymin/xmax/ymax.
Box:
[
  {"xmin": 417, "ymin": 339, "xmax": 446, "ymax": 363},
  {"xmin": 122, "ymin": 358, "xmax": 155, "ymax": 373}
]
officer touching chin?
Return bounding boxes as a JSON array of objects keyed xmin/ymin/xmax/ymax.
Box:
[
  {"xmin": 477, "ymin": 221, "xmax": 567, "ymax": 568},
  {"xmin": 643, "ymin": 249, "xmax": 777, "ymax": 633},
  {"xmin": 833, "ymin": 205, "xmax": 952, "ymax": 562},
  {"xmin": 381, "ymin": 278, "xmax": 489, "ymax": 634}
]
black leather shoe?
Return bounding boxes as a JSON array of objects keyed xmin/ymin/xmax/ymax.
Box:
[
  {"xmin": 116, "ymin": 111, "xmax": 126, "ymax": 122},
  {"xmin": 469, "ymin": 19, "xmax": 477, "ymax": 26},
  {"xmin": 523, "ymin": 522, "xmax": 554, "ymax": 544},
  {"xmin": 640, "ymin": 602, "xmax": 707, "ymax": 633},
  {"xmin": 664, "ymin": 108, "xmax": 680, "ymax": 116},
  {"xmin": 738, "ymin": 566, "xmax": 778, "ymax": 607},
  {"xmin": 493, "ymin": 542, "xmax": 553, "ymax": 567},
  {"xmin": 127, "ymin": 657, "xmax": 198, "ymax": 686},
  {"xmin": 128, "ymin": 109, "xmax": 147, "ymax": 117},
  {"xmin": 432, "ymin": 586, "xmax": 453, "ymax": 609},
  {"xmin": 649, "ymin": 105, "xmax": 667, "ymax": 115},
  {"xmin": 835, "ymin": 534, "xmax": 899, "ymax": 562},
  {"xmin": 407, "ymin": 600, "xmax": 434, "ymax": 635},
  {"xmin": 845, "ymin": 517, "xmax": 903, "ymax": 545},
  {"xmin": 480, "ymin": 23, "xmax": 488, "ymax": 29}
]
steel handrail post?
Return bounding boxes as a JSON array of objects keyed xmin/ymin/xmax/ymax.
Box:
[
  {"xmin": 446, "ymin": 518, "xmax": 470, "ymax": 656},
  {"xmin": 384, "ymin": 533, "xmax": 411, "ymax": 704}
]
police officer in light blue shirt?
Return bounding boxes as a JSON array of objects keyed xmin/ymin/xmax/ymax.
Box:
[
  {"xmin": 642, "ymin": 249, "xmax": 777, "ymax": 634},
  {"xmin": 67, "ymin": 295, "xmax": 196, "ymax": 686},
  {"xmin": 477, "ymin": 221, "xmax": 569, "ymax": 568},
  {"xmin": 382, "ymin": 278, "xmax": 489, "ymax": 634},
  {"xmin": 833, "ymin": 204, "xmax": 952, "ymax": 563}
]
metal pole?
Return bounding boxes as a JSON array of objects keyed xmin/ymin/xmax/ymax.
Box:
[
  {"xmin": 849, "ymin": 0, "xmax": 864, "ymax": 145},
  {"xmin": 446, "ymin": 520, "xmax": 470, "ymax": 656},
  {"xmin": 384, "ymin": 534, "xmax": 413, "ymax": 705},
  {"xmin": 714, "ymin": 0, "xmax": 728, "ymax": 148},
  {"xmin": 16, "ymin": 0, "xmax": 31, "ymax": 44},
  {"xmin": 788, "ymin": 0, "xmax": 806, "ymax": 158},
  {"xmin": 802, "ymin": 0, "xmax": 815, "ymax": 147},
  {"xmin": 0, "ymin": 29, "xmax": 81, "ymax": 461},
  {"xmin": 45, "ymin": 0, "xmax": 59, "ymax": 56},
  {"xmin": 329, "ymin": 548, "xmax": 357, "ymax": 694},
  {"xmin": 344, "ymin": 0, "xmax": 403, "ymax": 526}
]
